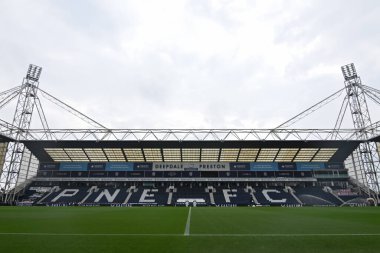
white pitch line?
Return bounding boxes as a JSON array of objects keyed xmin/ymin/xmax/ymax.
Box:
[
  {"xmin": 1, "ymin": 232, "xmax": 380, "ymax": 237},
  {"xmin": 184, "ymin": 207, "xmax": 192, "ymax": 236},
  {"xmin": 0, "ymin": 232, "xmax": 182, "ymax": 237},
  {"xmin": 190, "ymin": 233, "xmax": 380, "ymax": 237}
]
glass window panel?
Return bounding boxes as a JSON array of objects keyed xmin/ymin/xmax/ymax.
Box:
[
  {"xmin": 162, "ymin": 148, "xmax": 181, "ymax": 162},
  {"xmin": 201, "ymin": 148, "xmax": 219, "ymax": 162},
  {"xmin": 256, "ymin": 148, "xmax": 279, "ymax": 162},
  {"xmin": 124, "ymin": 148, "xmax": 145, "ymax": 162},
  {"xmin": 103, "ymin": 148, "xmax": 126, "ymax": 162},
  {"xmin": 238, "ymin": 148, "xmax": 259, "ymax": 162},
  {"xmin": 182, "ymin": 148, "xmax": 200, "ymax": 162},
  {"xmin": 220, "ymin": 148, "xmax": 239, "ymax": 162},
  {"xmin": 143, "ymin": 148, "xmax": 163, "ymax": 162}
]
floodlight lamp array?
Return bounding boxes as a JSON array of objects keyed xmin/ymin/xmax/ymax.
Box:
[
  {"xmin": 341, "ymin": 63, "xmax": 357, "ymax": 81},
  {"xmin": 26, "ymin": 64, "xmax": 42, "ymax": 82}
]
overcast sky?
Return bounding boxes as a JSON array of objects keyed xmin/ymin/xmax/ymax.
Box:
[{"xmin": 0, "ymin": 0, "xmax": 380, "ymax": 130}]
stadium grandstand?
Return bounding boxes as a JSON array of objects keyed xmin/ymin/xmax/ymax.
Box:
[{"xmin": 0, "ymin": 63, "xmax": 380, "ymax": 207}]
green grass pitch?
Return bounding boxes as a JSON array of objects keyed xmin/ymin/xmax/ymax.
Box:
[{"xmin": 1, "ymin": 206, "xmax": 380, "ymax": 253}]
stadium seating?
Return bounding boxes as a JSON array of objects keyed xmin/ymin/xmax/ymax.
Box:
[{"xmin": 18, "ymin": 181, "xmax": 369, "ymax": 207}]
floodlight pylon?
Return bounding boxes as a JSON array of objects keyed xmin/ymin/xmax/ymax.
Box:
[
  {"xmin": 0, "ymin": 64, "xmax": 42, "ymax": 202},
  {"xmin": 341, "ymin": 63, "xmax": 380, "ymax": 195}
]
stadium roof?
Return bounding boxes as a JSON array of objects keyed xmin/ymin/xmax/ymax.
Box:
[
  {"xmin": 370, "ymin": 135, "xmax": 380, "ymax": 142},
  {"xmin": 0, "ymin": 133, "xmax": 13, "ymax": 143},
  {"xmin": 24, "ymin": 140, "xmax": 360, "ymax": 163}
]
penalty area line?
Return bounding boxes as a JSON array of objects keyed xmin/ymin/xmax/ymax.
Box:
[{"xmin": 184, "ymin": 207, "xmax": 192, "ymax": 236}]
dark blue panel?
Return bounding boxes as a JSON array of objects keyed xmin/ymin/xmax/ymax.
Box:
[
  {"xmin": 39, "ymin": 163, "xmax": 59, "ymax": 170},
  {"xmin": 200, "ymin": 171, "xmax": 219, "ymax": 177},
  {"xmin": 89, "ymin": 171, "xmax": 107, "ymax": 177},
  {"xmin": 250, "ymin": 162, "xmax": 278, "ymax": 171},
  {"xmin": 294, "ymin": 171, "xmax": 313, "ymax": 177},
  {"xmin": 277, "ymin": 171, "xmax": 293, "ymax": 177},
  {"xmin": 60, "ymin": 162, "xmax": 88, "ymax": 171},
  {"xmin": 134, "ymin": 163, "xmax": 152, "ymax": 170},
  {"xmin": 278, "ymin": 162, "xmax": 297, "ymax": 170},
  {"xmin": 88, "ymin": 163, "xmax": 106, "ymax": 171},
  {"xmin": 296, "ymin": 162, "xmax": 325, "ymax": 171},
  {"xmin": 105, "ymin": 162, "xmax": 133, "ymax": 171},
  {"xmin": 53, "ymin": 171, "xmax": 71, "ymax": 177},
  {"xmin": 144, "ymin": 171, "xmax": 163, "ymax": 177},
  {"xmin": 127, "ymin": 171, "xmax": 145, "ymax": 177},
  {"xmin": 163, "ymin": 171, "xmax": 181, "ymax": 177},
  {"xmin": 107, "ymin": 171, "xmax": 126, "ymax": 177},
  {"xmin": 184, "ymin": 167, "xmax": 198, "ymax": 171},
  {"xmin": 219, "ymin": 171, "xmax": 238, "ymax": 177},
  {"xmin": 70, "ymin": 171, "xmax": 89, "ymax": 177},
  {"xmin": 325, "ymin": 163, "xmax": 345, "ymax": 170},
  {"xmin": 182, "ymin": 171, "xmax": 200, "ymax": 177},
  {"xmin": 230, "ymin": 163, "xmax": 250, "ymax": 171},
  {"xmin": 256, "ymin": 171, "xmax": 276, "ymax": 177},
  {"xmin": 238, "ymin": 171, "xmax": 255, "ymax": 177}
]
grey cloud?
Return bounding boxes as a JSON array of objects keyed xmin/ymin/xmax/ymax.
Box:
[{"xmin": 0, "ymin": 0, "xmax": 379, "ymax": 130}]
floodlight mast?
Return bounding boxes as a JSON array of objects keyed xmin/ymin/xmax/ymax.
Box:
[
  {"xmin": 0, "ymin": 64, "xmax": 42, "ymax": 202},
  {"xmin": 341, "ymin": 63, "xmax": 380, "ymax": 195}
]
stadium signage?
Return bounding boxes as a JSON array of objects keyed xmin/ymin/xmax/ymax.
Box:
[
  {"xmin": 106, "ymin": 162, "xmax": 133, "ymax": 171},
  {"xmin": 296, "ymin": 162, "xmax": 325, "ymax": 171},
  {"xmin": 88, "ymin": 163, "xmax": 106, "ymax": 170},
  {"xmin": 45, "ymin": 187, "xmax": 292, "ymax": 206},
  {"xmin": 278, "ymin": 162, "xmax": 297, "ymax": 170},
  {"xmin": 326, "ymin": 163, "xmax": 345, "ymax": 170},
  {"xmin": 39, "ymin": 163, "xmax": 59, "ymax": 170},
  {"xmin": 59, "ymin": 162, "xmax": 87, "ymax": 171},
  {"xmin": 250, "ymin": 162, "xmax": 278, "ymax": 171},
  {"xmin": 134, "ymin": 163, "xmax": 153, "ymax": 170},
  {"xmin": 153, "ymin": 163, "xmax": 230, "ymax": 171},
  {"xmin": 230, "ymin": 163, "xmax": 250, "ymax": 171}
]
